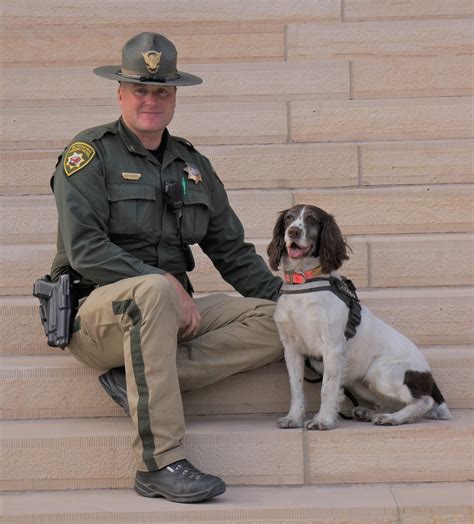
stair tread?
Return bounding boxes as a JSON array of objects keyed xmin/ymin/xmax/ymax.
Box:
[
  {"xmin": 2, "ymin": 410, "xmax": 472, "ymax": 439},
  {"xmin": 1, "ymin": 348, "xmax": 471, "ymax": 421},
  {"xmin": 1, "ymin": 482, "xmax": 472, "ymax": 521},
  {"xmin": 2, "ymin": 345, "xmax": 472, "ymax": 368}
]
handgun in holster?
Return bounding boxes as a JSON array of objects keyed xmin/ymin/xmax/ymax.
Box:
[{"xmin": 32, "ymin": 268, "xmax": 86, "ymax": 349}]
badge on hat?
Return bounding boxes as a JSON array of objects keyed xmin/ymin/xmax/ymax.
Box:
[
  {"xmin": 142, "ymin": 50, "xmax": 161, "ymax": 73},
  {"xmin": 63, "ymin": 142, "xmax": 96, "ymax": 177},
  {"xmin": 183, "ymin": 163, "xmax": 202, "ymax": 184}
]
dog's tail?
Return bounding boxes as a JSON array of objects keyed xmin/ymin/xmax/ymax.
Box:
[{"xmin": 431, "ymin": 380, "xmax": 452, "ymax": 420}]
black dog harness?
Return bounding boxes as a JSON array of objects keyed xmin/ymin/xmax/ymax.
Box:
[{"xmin": 281, "ymin": 273, "xmax": 362, "ymax": 340}]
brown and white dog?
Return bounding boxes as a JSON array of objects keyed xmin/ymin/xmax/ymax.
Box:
[{"xmin": 267, "ymin": 204, "xmax": 451, "ymax": 430}]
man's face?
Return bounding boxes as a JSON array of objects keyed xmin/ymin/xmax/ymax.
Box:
[{"xmin": 118, "ymin": 82, "xmax": 177, "ymax": 142}]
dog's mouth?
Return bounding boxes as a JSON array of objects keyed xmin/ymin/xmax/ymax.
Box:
[{"xmin": 287, "ymin": 242, "xmax": 313, "ymax": 259}]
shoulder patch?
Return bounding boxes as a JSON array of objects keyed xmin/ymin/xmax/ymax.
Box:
[{"xmin": 63, "ymin": 142, "xmax": 96, "ymax": 177}]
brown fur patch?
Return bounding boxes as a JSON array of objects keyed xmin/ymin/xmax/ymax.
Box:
[{"xmin": 404, "ymin": 370, "xmax": 434, "ymax": 399}]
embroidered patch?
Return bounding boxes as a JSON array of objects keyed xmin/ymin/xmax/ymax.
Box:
[
  {"xmin": 122, "ymin": 172, "xmax": 142, "ymax": 181},
  {"xmin": 63, "ymin": 142, "xmax": 96, "ymax": 177},
  {"xmin": 183, "ymin": 163, "xmax": 202, "ymax": 184}
]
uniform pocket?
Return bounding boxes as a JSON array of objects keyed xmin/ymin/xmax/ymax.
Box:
[
  {"xmin": 181, "ymin": 187, "xmax": 213, "ymax": 244},
  {"xmin": 107, "ymin": 183, "xmax": 156, "ymax": 235}
]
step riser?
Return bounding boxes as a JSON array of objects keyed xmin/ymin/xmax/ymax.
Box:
[
  {"xmin": 0, "ymin": 363, "xmax": 321, "ymax": 420},
  {"xmin": 3, "ymin": 139, "xmax": 472, "ymax": 195},
  {"xmin": 1, "ymin": 412, "xmax": 471, "ymax": 491},
  {"xmin": 3, "ymin": 186, "xmax": 474, "ymax": 242},
  {"xmin": 4, "ymin": 233, "xmax": 474, "ymax": 295},
  {"xmin": 1, "ymin": 349, "xmax": 471, "ymax": 420},
  {"xmin": 2, "ymin": 289, "xmax": 473, "ymax": 356}
]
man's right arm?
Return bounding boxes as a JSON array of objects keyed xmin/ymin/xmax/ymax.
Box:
[{"xmin": 53, "ymin": 142, "xmax": 163, "ymax": 286}]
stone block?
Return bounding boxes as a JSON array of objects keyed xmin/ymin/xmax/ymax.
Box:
[
  {"xmin": 290, "ymin": 98, "xmax": 473, "ymax": 143},
  {"xmin": 2, "ymin": 102, "xmax": 288, "ymax": 149},
  {"xmin": 287, "ymin": 20, "xmax": 473, "ymax": 61},
  {"xmin": 344, "ymin": 0, "xmax": 474, "ymax": 21},
  {"xmin": 360, "ymin": 139, "xmax": 474, "ymax": 186},
  {"xmin": 369, "ymin": 234, "xmax": 474, "ymax": 288},
  {"xmin": 295, "ymin": 186, "xmax": 474, "ymax": 235},
  {"xmin": 352, "ymin": 58, "xmax": 473, "ymax": 99}
]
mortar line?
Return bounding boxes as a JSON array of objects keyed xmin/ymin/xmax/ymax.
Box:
[
  {"xmin": 389, "ymin": 484, "xmax": 403, "ymax": 524},
  {"xmin": 302, "ymin": 429, "xmax": 311, "ymax": 485}
]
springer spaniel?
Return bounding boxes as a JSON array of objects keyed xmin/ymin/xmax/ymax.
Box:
[{"xmin": 267, "ymin": 204, "xmax": 451, "ymax": 430}]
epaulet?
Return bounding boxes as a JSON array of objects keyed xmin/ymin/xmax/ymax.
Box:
[
  {"xmin": 72, "ymin": 121, "xmax": 117, "ymax": 143},
  {"xmin": 172, "ymin": 135, "xmax": 196, "ymax": 151}
]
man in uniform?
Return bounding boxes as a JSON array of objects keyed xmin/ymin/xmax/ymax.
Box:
[{"xmin": 50, "ymin": 32, "xmax": 283, "ymax": 503}]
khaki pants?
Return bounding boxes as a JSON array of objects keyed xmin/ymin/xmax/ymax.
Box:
[{"xmin": 68, "ymin": 274, "xmax": 283, "ymax": 471}]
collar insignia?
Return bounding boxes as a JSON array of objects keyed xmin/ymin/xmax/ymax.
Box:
[
  {"xmin": 183, "ymin": 163, "xmax": 202, "ymax": 184},
  {"xmin": 63, "ymin": 142, "xmax": 95, "ymax": 177},
  {"xmin": 142, "ymin": 50, "xmax": 162, "ymax": 73},
  {"xmin": 122, "ymin": 172, "xmax": 142, "ymax": 181}
]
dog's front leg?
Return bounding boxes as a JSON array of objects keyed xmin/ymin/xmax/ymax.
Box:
[
  {"xmin": 277, "ymin": 346, "xmax": 306, "ymax": 428},
  {"xmin": 307, "ymin": 348, "xmax": 344, "ymax": 430}
]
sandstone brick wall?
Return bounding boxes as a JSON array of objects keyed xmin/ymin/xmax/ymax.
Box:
[{"xmin": 1, "ymin": 0, "xmax": 473, "ymax": 347}]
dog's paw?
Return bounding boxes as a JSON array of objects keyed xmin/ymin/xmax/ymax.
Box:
[
  {"xmin": 372, "ymin": 413, "xmax": 398, "ymax": 426},
  {"xmin": 305, "ymin": 415, "xmax": 336, "ymax": 431},
  {"xmin": 277, "ymin": 416, "xmax": 304, "ymax": 429},
  {"xmin": 352, "ymin": 407, "xmax": 374, "ymax": 422}
]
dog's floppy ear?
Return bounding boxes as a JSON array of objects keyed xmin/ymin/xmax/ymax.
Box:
[
  {"xmin": 267, "ymin": 209, "xmax": 287, "ymax": 271},
  {"xmin": 318, "ymin": 213, "xmax": 349, "ymax": 273}
]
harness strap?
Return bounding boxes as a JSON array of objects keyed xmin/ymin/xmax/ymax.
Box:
[{"xmin": 281, "ymin": 276, "xmax": 362, "ymax": 340}]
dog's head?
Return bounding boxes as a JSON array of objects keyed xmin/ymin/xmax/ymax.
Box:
[{"xmin": 267, "ymin": 204, "xmax": 349, "ymax": 273}]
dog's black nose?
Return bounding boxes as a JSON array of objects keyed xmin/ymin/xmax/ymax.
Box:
[{"xmin": 287, "ymin": 226, "xmax": 301, "ymax": 238}]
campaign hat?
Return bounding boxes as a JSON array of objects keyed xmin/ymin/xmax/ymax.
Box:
[{"xmin": 94, "ymin": 32, "xmax": 202, "ymax": 86}]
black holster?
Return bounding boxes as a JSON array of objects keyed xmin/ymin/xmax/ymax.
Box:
[{"xmin": 32, "ymin": 268, "xmax": 93, "ymax": 349}]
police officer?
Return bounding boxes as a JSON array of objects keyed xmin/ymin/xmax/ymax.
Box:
[{"xmin": 50, "ymin": 32, "xmax": 283, "ymax": 503}]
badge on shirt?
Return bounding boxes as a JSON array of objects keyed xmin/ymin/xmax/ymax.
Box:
[
  {"xmin": 63, "ymin": 142, "xmax": 96, "ymax": 177},
  {"xmin": 183, "ymin": 163, "xmax": 202, "ymax": 184}
]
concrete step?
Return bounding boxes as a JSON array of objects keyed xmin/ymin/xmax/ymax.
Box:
[
  {"xmin": 0, "ymin": 191, "xmax": 292, "ymax": 244},
  {"xmin": 3, "ymin": 61, "xmax": 350, "ymax": 108},
  {"xmin": 3, "ymin": 184, "xmax": 474, "ymax": 244},
  {"xmin": 1, "ymin": 482, "xmax": 472, "ymax": 524},
  {"xmin": 2, "ymin": 287, "xmax": 473, "ymax": 357},
  {"xmin": 3, "ymin": 233, "xmax": 474, "ymax": 295},
  {"xmin": 2, "ymin": 101, "xmax": 288, "ymax": 150},
  {"xmin": 1, "ymin": 347, "xmax": 471, "ymax": 421},
  {"xmin": 0, "ymin": 359, "xmax": 321, "ymax": 420},
  {"xmin": 3, "ymin": 139, "xmax": 472, "ymax": 196},
  {"xmin": 1, "ymin": 411, "xmax": 472, "ymax": 491}
]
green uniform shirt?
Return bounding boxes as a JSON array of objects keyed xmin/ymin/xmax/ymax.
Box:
[{"xmin": 51, "ymin": 118, "xmax": 282, "ymax": 300}]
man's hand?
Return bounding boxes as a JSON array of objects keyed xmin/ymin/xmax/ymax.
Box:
[{"xmin": 164, "ymin": 273, "xmax": 201, "ymax": 338}]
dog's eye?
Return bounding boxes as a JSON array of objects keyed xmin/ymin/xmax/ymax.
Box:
[
  {"xmin": 285, "ymin": 214, "xmax": 294, "ymax": 223},
  {"xmin": 306, "ymin": 215, "xmax": 319, "ymax": 225}
]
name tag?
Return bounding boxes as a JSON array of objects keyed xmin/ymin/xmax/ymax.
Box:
[{"xmin": 122, "ymin": 172, "xmax": 142, "ymax": 181}]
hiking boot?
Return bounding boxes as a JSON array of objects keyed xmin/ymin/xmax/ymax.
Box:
[
  {"xmin": 134, "ymin": 459, "xmax": 226, "ymax": 503},
  {"xmin": 98, "ymin": 367, "xmax": 129, "ymax": 415}
]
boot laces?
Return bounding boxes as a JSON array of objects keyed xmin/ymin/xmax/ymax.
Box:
[{"xmin": 172, "ymin": 460, "xmax": 203, "ymax": 480}]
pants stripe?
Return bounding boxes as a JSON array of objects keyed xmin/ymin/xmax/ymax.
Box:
[{"xmin": 113, "ymin": 299, "xmax": 158, "ymax": 471}]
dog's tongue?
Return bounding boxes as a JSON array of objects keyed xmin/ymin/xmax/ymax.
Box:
[{"xmin": 288, "ymin": 246, "xmax": 306, "ymax": 258}]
